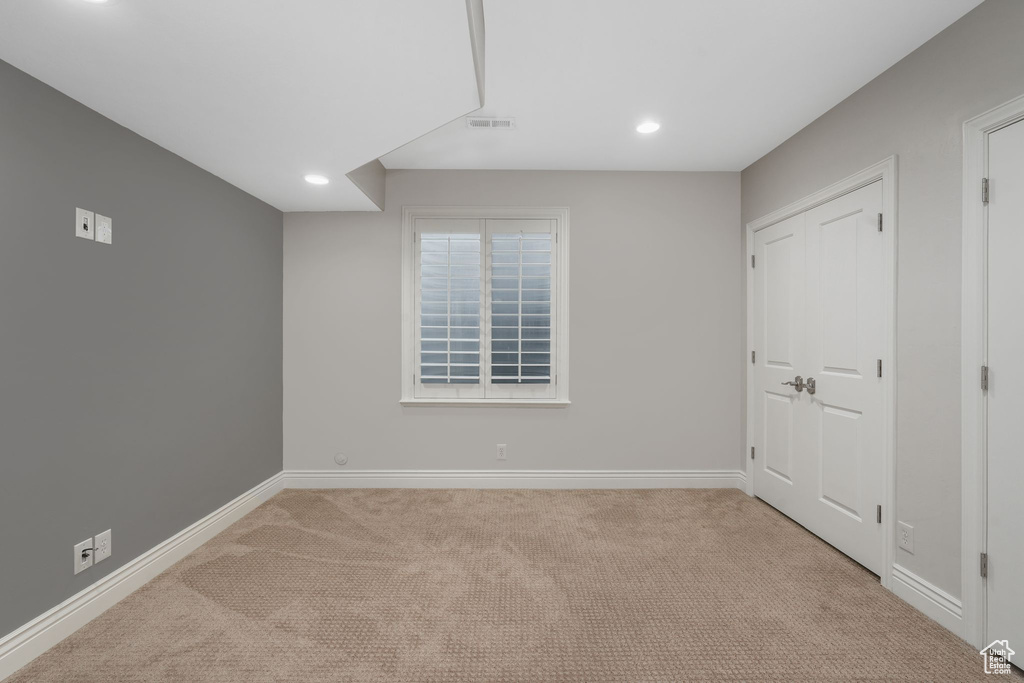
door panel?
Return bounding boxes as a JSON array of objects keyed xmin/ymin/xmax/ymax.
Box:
[
  {"xmin": 818, "ymin": 403, "xmax": 862, "ymax": 519},
  {"xmin": 986, "ymin": 118, "xmax": 1024, "ymax": 649},
  {"xmin": 751, "ymin": 181, "xmax": 884, "ymax": 575},
  {"xmin": 802, "ymin": 181, "xmax": 884, "ymax": 574},
  {"xmin": 819, "ymin": 215, "xmax": 861, "ymax": 375},
  {"xmin": 765, "ymin": 232, "xmax": 797, "ymax": 368},
  {"xmin": 764, "ymin": 391, "xmax": 795, "ymax": 483},
  {"xmin": 752, "ymin": 214, "xmax": 804, "ymax": 519}
]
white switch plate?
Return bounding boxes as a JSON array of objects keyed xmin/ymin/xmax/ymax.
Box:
[
  {"xmin": 75, "ymin": 208, "xmax": 94, "ymax": 240},
  {"xmin": 497, "ymin": 444, "xmax": 507, "ymax": 460},
  {"xmin": 94, "ymin": 529, "xmax": 112, "ymax": 563},
  {"xmin": 95, "ymin": 214, "xmax": 112, "ymax": 245},
  {"xmin": 74, "ymin": 538, "xmax": 94, "ymax": 574},
  {"xmin": 897, "ymin": 521, "xmax": 914, "ymax": 554}
]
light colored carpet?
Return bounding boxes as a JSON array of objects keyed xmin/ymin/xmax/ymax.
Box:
[{"xmin": 9, "ymin": 489, "xmax": 1009, "ymax": 682}]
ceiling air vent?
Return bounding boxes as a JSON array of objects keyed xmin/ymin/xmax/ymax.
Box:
[{"xmin": 466, "ymin": 117, "xmax": 516, "ymax": 130}]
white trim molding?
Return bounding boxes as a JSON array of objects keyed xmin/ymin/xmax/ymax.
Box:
[
  {"xmin": 401, "ymin": 205, "xmax": 570, "ymax": 407},
  {"xmin": 398, "ymin": 399, "xmax": 569, "ymax": 408},
  {"xmin": 891, "ymin": 564, "xmax": 964, "ymax": 637},
  {"xmin": 283, "ymin": 469, "xmax": 747, "ymax": 490},
  {"xmin": 961, "ymin": 92, "xmax": 1024, "ymax": 650},
  {"xmin": 0, "ymin": 473, "xmax": 285, "ymax": 682},
  {"xmin": 744, "ymin": 156, "xmax": 898, "ymax": 592}
]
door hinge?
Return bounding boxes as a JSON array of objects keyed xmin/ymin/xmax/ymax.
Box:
[
  {"xmin": 751, "ymin": 446, "xmax": 755, "ymax": 460},
  {"xmin": 751, "ymin": 254, "xmax": 756, "ymax": 268},
  {"xmin": 981, "ymin": 365, "xmax": 989, "ymax": 391},
  {"xmin": 981, "ymin": 552, "xmax": 988, "ymax": 578},
  {"xmin": 751, "ymin": 350, "xmax": 756, "ymax": 364},
  {"xmin": 877, "ymin": 213, "xmax": 883, "ymax": 232},
  {"xmin": 982, "ymin": 178, "xmax": 990, "ymax": 205},
  {"xmin": 876, "ymin": 505, "xmax": 882, "ymax": 523},
  {"xmin": 877, "ymin": 359, "xmax": 882, "ymax": 378}
]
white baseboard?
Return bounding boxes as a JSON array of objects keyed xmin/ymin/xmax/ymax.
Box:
[
  {"xmin": 283, "ymin": 469, "xmax": 747, "ymax": 490},
  {"xmin": 891, "ymin": 563, "xmax": 964, "ymax": 638},
  {"xmin": 0, "ymin": 472, "xmax": 285, "ymax": 682}
]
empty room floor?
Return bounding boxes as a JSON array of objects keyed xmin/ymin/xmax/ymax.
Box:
[{"xmin": 11, "ymin": 489, "xmax": 1001, "ymax": 682}]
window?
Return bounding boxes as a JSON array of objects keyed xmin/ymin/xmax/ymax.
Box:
[{"xmin": 402, "ymin": 207, "xmax": 569, "ymax": 406}]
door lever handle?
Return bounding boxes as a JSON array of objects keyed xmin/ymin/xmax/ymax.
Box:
[
  {"xmin": 781, "ymin": 376, "xmax": 805, "ymax": 392},
  {"xmin": 805, "ymin": 377, "xmax": 816, "ymax": 395}
]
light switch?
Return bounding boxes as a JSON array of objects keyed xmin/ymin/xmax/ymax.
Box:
[
  {"xmin": 95, "ymin": 214, "xmax": 112, "ymax": 245},
  {"xmin": 75, "ymin": 208, "xmax": 95, "ymax": 240}
]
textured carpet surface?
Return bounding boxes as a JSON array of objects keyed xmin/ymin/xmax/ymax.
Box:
[{"xmin": 9, "ymin": 489, "xmax": 1009, "ymax": 681}]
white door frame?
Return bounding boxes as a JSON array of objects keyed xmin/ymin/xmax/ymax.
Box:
[
  {"xmin": 961, "ymin": 93, "xmax": 1024, "ymax": 650},
  {"xmin": 745, "ymin": 156, "xmax": 898, "ymax": 590}
]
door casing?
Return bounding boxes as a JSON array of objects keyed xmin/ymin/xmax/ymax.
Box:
[
  {"xmin": 962, "ymin": 93, "xmax": 1024, "ymax": 650},
  {"xmin": 744, "ymin": 156, "xmax": 897, "ymax": 591}
]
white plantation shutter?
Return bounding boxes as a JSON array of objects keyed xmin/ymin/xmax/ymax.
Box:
[
  {"xmin": 486, "ymin": 220, "xmax": 555, "ymax": 399},
  {"xmin": 415, "ymin": 219, "xmax": 484, "ymax": 399},
  {"xmin": 405, "ymin": 211, "xmax": 565, "ymax": 404}
]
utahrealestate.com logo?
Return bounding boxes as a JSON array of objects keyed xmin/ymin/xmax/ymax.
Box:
[{"xmin": 981, "ymin": 640, "xmax": 1015, "ymax": 675}]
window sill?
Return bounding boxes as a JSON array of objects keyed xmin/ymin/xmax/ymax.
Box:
[{"xmin": 400, "ymin": 399, "xmax": 570, "ymax": 409}]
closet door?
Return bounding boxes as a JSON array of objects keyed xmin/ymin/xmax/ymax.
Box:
[
  {"xmin": 751, "ymin": 181, "xmax": 885, "ymax": 575},
  {"xmin": 751, "ymin": 213, "xmax": 806, "ymax": 523},
  {"xmin": 800, "ymin": 181, "xmax": 885, "ymax": 575}
]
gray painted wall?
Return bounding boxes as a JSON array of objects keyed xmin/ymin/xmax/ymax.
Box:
[
  {"xmin": 0, "ymin": 59, "xmax": 283, "ymax": 636},
  {"xmin": 741, "ymin": 0, "xmax": 1024, "ymax": 597},
  {"xmin": 285, "ymin": 170, "xmax": 742, "ymax": 474}
]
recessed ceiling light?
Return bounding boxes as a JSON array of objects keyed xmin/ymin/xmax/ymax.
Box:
[
  {"xmin": 636, "ymin": 121, "xmax": 661, "ymax": 134},
  {"xmin": 304, "ymin": 174, "xmax": 330, "ymax": 186}
]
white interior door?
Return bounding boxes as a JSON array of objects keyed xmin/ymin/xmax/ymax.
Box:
[
  {"xmin": 751, "ymin": 214, "xmax": 805, "ymax": 523},
  {"xmin": 752, "ymin": 181, "xmax": 885, "ymax": 575},
  {"xmin": 800, "ymin": 182, "xmax": 885, "ymax": 574},
  {"xmin": 986, "ymin": 118, "xmax": 1024, "ymax": 650}
]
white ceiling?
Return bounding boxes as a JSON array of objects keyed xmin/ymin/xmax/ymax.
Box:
[
  {"xmin": 0, "ymin": 0, "xmax": 481, "ymax": 211},
  {"xmin": 383, "ymin": 0, "xmax": 984, "ymax": 171},
  {"xmin": 0, "ymin": 0, "xmax": 986, "ymax": 209}
]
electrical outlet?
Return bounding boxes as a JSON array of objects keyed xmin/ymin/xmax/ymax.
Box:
[
  {"xmin": 95, "ymin": 214, "xmax": 112, "ymax": 245},
  {"xmin": 496, "ymin": 444, "xmax": 507, "ymax": 460},
  {"xmin": 74, "ymin": 538, "xmax": 94, "ymax": 574},
  {"xmin": 75, "ymin": 208, "xmax": 95, "ymax": 240},
  {"xmin": 94, "ymin": 529, "xmax": 112, "ymax": 563},
  {"xmin": 897, "ymin": 521, "xmax": 914, "ymax": 554}
]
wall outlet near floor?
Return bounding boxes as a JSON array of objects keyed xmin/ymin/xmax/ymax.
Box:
[
  {"xmin": 75, "ymin": 208, "xmax": 95, "ymax": 240},
  {"xmin": 897, "ymin": 521, "xmax": 914, "ymax": 554},
  {"xmin": 95, "ymin": 214, "xmax": 112, "ymax": 245},
  {"xmin": 74, "ymin": 538, "xmax": 94, "ymax": 574},
  {"xmin": 496, "ymin": 444, "xmax": 507, "ymax": 460},
  {"xmin": 94, "ymin": 529, "xmax": 112, "ymax": 563}
]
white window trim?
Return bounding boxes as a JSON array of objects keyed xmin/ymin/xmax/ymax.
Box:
[{"xmin": 401, "ymin": 206, "xmax": 570, "ymax": 407}]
